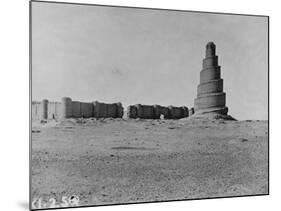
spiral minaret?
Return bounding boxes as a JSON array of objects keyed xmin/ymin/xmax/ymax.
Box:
[{"xmin": 194, "ymin": 42, "xmax": 228, "ymax": 115}]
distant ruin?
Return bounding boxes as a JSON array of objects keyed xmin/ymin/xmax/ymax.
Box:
[
  {"xmin": 32, "ymin": 42, "xmax": 232, "ymax": 120},
  {"xmin": 32, "ymin": 100, "xmax": 190, "ymax": 120},
  {"xmin": 126, "ymin": 104, "xmax": 189, "ymax": 119},
  {"xmin": 32, "ymin": 97, "xmax": 123, "ymax": 119},
  {"xmin": 194, "ymin": 42, "xmax": 228, "ymax": 115}
]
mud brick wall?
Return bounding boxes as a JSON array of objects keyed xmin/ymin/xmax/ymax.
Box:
[
  {"xmin": 61, "ymin": 97, "xmax": 72, "ymax": 118},
  {"xmin": 93, "ymin": 102, "xmax": 109, "ymax": 118},
  {"xmin": 107, "ymin": 103, "xmax": 118, "ymax": 118},
  {"xmin": 127, "ymin": 104, "xmax": 189, "ymax": 119},
  {"xmin": 153, "ymin": 105, "xmax": 170, "ymax": 119},
  {"xmin": 136, "ymin": 104, "xmax": 155, "ymax": 119},
  {"xmin": 189, "ymin": 107, "xmax": 195, "ymax": 116},
  {"xmin": 181, "ymin": 106, "xmax": 189, "ymax": 118},
  {"xmin": 72, "ymin": 101, "xmax": 82, "ymax": 118},
  {"xmin": 32, "ymin": 97, "xmax": 123, "ymax": 119},
  {"xmin": 32, "ymin": 101, "xmax": 43, "ymax": 119},
  {"xmin": 93, "ymin": 101, "xmax": 123, "ymax": 118},
  {"xmin": 81, "ymin": 102, "xmax": 93, "ymax": 118},
  {"xmin": 48, "ymin": 102, "xmax": 62, "ymax": 119},
  {"xmin": 127, "ymin": 105, "xmax": 138, "ymax": 119},
  {"xmin": 168, "ymin": 106, "xmax": 185, "ymax": 119},
  {"xmin": 116, "ymin": 103, "xmax": 124, "ymax": 118}
]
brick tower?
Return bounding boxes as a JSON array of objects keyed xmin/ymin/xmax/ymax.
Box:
[{"xmin": 194, "ymin": 42, "xmax": 228, "ymax": 115}]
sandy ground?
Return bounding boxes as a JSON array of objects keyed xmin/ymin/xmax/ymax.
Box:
[{"xmin": 31, "ymin": 118, "xmax": 268, "ymax": 209}]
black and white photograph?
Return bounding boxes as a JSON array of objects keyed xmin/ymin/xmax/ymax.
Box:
[{"xmin": 30, "ymin": 1, "xmax": 268, "ymax": 210}]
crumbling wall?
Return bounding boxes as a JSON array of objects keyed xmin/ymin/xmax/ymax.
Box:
[
  {"xmin": 127, "ymin": 105, "xmax": 138, "ymax": 118},
  {"xmin": 93, "ymin": 101, "xmax": 105, "ymax": 118},
  {"xmin": 32, "ymin": 101, "xmax": 42, "ymax": 119},
  {"xmin": 181, "ymin": 106, "xmax": 189, "ymax": 118},
  {"xmin": 127, "ymin": 104, "xmax": 189, "ymax": 119},
  {"xmin": 32, "ymin": 97, "xmax": 191, "ymax": 120},
  {"xmin": 93, "ymin": 101, "xmax": 123, "ymax": 118},
  {"xmin": 61, "ymin": 97, "xmax": 72, "ymax": 118},
  {"xmin": 136, "ymin": 104, "xmax": 155, "ymax": 119},
  {"xmin": 42, "ymin": 99, "xmax": 48, "ymax": 119},
  {"xmin": 72, "ymin": 101, "xmax": 82, "ymax": 118},
  {"xmin": 153, "ymin": 105, "xmax": 170, "ymax": 119},
  {"xmin": 48, "ymin": 102, "xmax": 62, "ymax": 119},
  {"xmin": 107, "ymin": 103, "xmax": 118, "ymax": 118},
  {"xmin": 189, "ymin": 107, "xmax": 195, "ymax": 116},
  {"xmin": 168, "ymin": 106, "xmax": 184, "ymax": 119},
  {"xmin": 32, "ymin": 100, "xmax": 50, "ymax": 119},
  {"xmin": 48, "ymin": 102, "xmax": 55, "ymax": 119},
  {"xmin": 116, "ymin": 102, "xmax": 124, "ymax": 118},
  {"xmin": 81, "ymin": 102, "xmax": 93, "ymax": 118}
]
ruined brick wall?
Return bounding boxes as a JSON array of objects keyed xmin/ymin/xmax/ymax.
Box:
[
  {"xmin": 48, "ymin": 102, "xmax": 62, "ymax": 119},
  {"xmin": 153, "ymin": 105, "xmax": 170, "ymax": 119},
  {"xmin": 168, "ymin": 106, "xmax": 186, "ymax": 119},
  {"xmin": 32, "ymin": 97, "xmax": 123, "ymax": 119},
  {"xmin": 126, "ymin": 104, "xmax": 189, "ymax": 119},
  {"xmin": 93, "ymin": 101, "xmax": 123, "ymax": 118},
  {"xmin": 127, "ymin": 105, "xmax": 138, "ymax": 119},
  {"xmin": 107, "ymin": 103, "xmax": 118, "ymax": 118},
  {"xmin": 189, "ymin": 107, "xmax": 195, "ymax": 116},
  {"xmin": 72, "ymin": 101, "xmax": 82, "ymax": 118},
  {"xmin": 81, "ymin": 102, "xmax": 93, "ymax": 118},
  {"xmin": 32, "ymin": 98, "xmax": 190, "ymax": 120},
  {"xmin": 136, "ymin": 104, "xmax": 155, "ymax": 119},
  {"xmin": 32, "ymin": 101, "xmax": 42, "ymax": 119}
]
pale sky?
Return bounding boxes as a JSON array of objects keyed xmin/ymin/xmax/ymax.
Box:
[{"xmin": 31, "ymin": 2, "xmax": 268, "ymax": 120}]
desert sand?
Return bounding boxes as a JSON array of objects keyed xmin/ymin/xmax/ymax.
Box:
[{"xmin": 31, "ymin": 118, "xmax": 268, "ymax": 209}]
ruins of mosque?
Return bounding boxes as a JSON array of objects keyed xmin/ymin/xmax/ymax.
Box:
[
  {"xmin": 32, "ymin": 42, "xmax": 233, "ymax": 121},
  {"xmin": 194, "ymin": 42, "xmax": 228, "ymax": 115},
  {"xmin": 126, "ymin": 104, "xmax": 189, "ymax": 119},
  {"xmin": 32, "ymin": 97, "xmax": 124, "ymax": 119}
]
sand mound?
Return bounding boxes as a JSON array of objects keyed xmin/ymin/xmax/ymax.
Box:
[{"xmin": 181, "ymin": 113, "xmax": 236, "ymax": 122}]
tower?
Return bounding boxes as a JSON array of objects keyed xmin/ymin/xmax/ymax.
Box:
[
  {"xmin": 194, "ymin": 42, "xmax": 228, "ymax": 115},
  {"xmin": 42, "ymin": 99, "xmax": 48, "ymax": 119}
]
